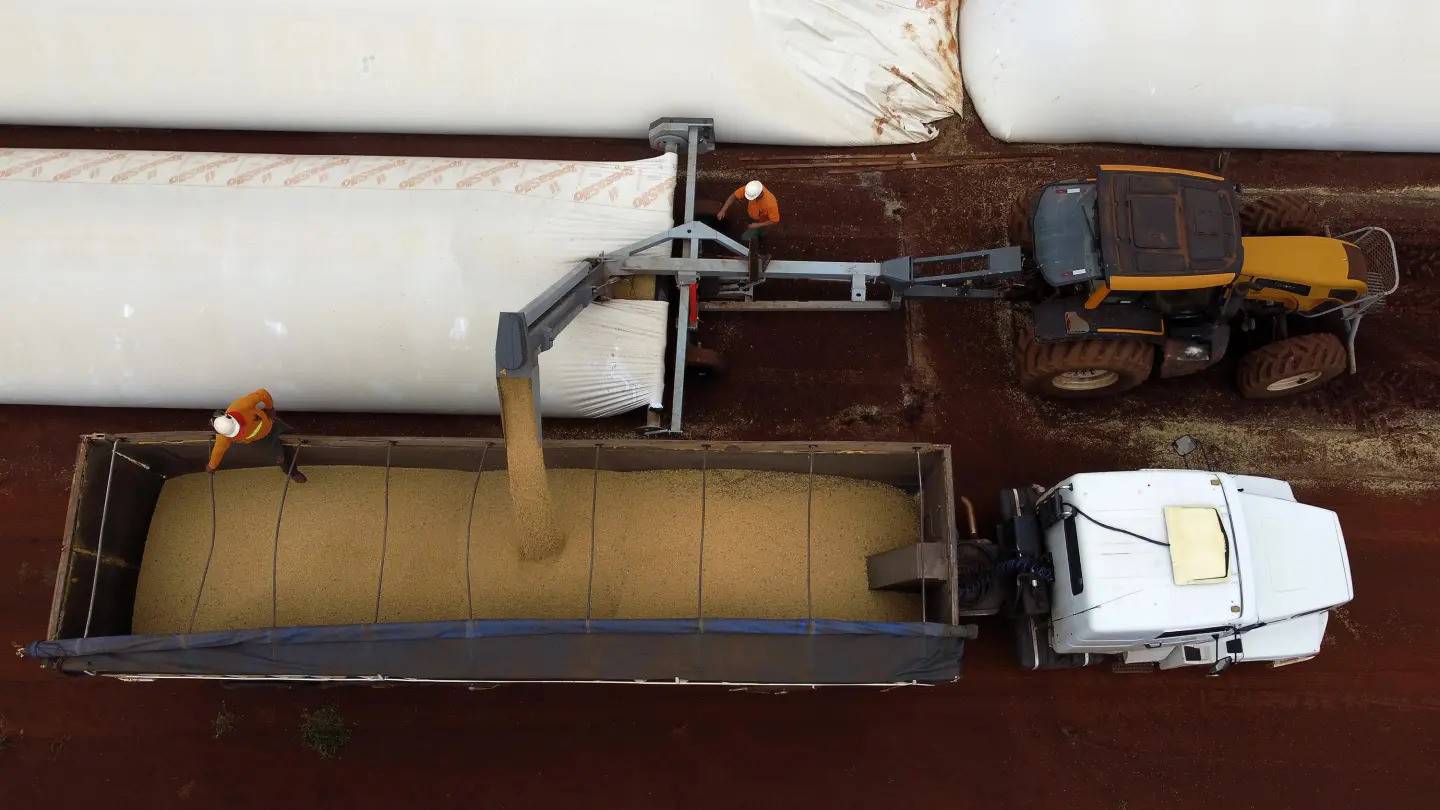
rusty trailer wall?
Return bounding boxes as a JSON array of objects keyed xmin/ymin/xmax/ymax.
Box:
[
  {"xmin": 48, "ymin": 437, "xmax": 166, "ymax": 642},
  {"xmin": 39, "ymin": 433, "xmax": 968, "ymax": 685}
]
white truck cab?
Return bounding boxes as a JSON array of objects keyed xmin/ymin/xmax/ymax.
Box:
[{"xmin": 1014, "ymin": 470, "xmax": 1352, "ymax": 672}]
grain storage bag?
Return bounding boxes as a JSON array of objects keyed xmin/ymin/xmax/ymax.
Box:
[
  {"xmin": 0, "ymin": 148, "xmax": 673, "ymax": 417},
  {"xmin": 0, "ymin": 0, "xmax": 963, "ymax": 145}
]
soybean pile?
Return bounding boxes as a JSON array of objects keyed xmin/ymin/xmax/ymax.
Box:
[{"xmin": 131, "ymin": 465, "xmax": 922, "ymax": 633}]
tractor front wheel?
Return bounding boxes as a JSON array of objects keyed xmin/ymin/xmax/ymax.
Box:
[
  {"xmin": 1239, "ymin": 194, "xmax": 1320, "ymax": 236},
  {"xmin": 1236, "ymin": 333, "xmax": 1346, "ymax": 399},
  {"xmin": 1018, "ymin": 338, "xmax": 1153, "ymax": 399}
]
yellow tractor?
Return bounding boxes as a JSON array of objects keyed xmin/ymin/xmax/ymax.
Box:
[{"xmin": 1009, "ymin": 165, "xmax": 1399, "ymax": 398}]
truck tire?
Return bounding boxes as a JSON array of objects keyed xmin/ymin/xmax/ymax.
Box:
[
  {"xmin": 1236, "ymin": 333, "xmax": 1346, "ymax": 399},
  {"xmin": 1017, "ymin": 338, "xmax": 1153, "ymax": 398},
  {"xmin": 1239, "ymin": 194, "xmax": 1320, "ymax": 236}
]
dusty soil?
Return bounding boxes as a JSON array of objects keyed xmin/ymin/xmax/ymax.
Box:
[{"xmin": 2, "ymin": 107, "xmax": 1439, "ymax": 807}]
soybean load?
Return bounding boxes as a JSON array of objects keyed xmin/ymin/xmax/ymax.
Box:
[{"xmin": 131, "ymin": 466, "xmax": 922, "ymax": 633}]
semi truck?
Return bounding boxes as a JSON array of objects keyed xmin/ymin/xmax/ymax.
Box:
[
  {"xmin": 992, "ymin": 469, "xmax": 1352, "ymax": 672},
  {"xmin": 26, "ymin": 433, "xmax": 1353, "ymax": 684}
]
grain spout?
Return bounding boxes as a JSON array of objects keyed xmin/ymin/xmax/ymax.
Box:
[{"xmin": 497, "ymin": 375, "xmax": 565, "ymax": 560}]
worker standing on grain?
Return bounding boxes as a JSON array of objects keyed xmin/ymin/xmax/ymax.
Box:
[{"xmin": 206, "ymin": 388, "xmax": 306, "ymax": 483}]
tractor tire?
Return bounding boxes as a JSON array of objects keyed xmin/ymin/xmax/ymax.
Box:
[
  {"xmin": 1236, "ymin": 333, "xmax": 1346, "ymax": 399},
  {"xmin": 1017, "ymin": 338, "xmax": 1153, "ymax": 399},
  {"xmin": 1007, "ymin": 189, "xmax": 1041, "ymax": 251},
  {"xmin": 1002, "ymin": 189, "xmax": 1046, "ymax": 301},
  {"xmin": 1239, "ymin": 194, "xmax": 1320, "ymax": 236}
]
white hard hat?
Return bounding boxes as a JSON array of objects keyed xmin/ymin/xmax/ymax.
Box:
[
  {"xmin": 744, "ymin": 180, "xmax": 764, "ymax": 201},
  {"xmin": 212, "ymin": 414, "xmax": 240, "ymax": 438}
]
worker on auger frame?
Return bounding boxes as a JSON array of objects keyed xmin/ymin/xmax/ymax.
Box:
[
  {"xmin": 717, "ymin": 179, "xmax": 780, "ymax": 281},
  {"xmin": 207, "ymin": 387, "xmax": 307, "ymax": 483}
]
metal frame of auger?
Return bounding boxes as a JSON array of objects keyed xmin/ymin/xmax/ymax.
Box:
[{"xmin": 495, "ymin": 117, "xmax": 1024, "ymax": 436}]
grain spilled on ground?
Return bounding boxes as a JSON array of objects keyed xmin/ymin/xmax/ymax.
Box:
[
  {"xmin": 497, "ymin": 376, "xmax": 565, "ymax": 560},
  {"xmin": 1081, "ymin": 410, "xmax": 1440, "ymax": 494},
  {"xmin": 131, "ymin": 466, "xmax": 922, "ymax": 634}
]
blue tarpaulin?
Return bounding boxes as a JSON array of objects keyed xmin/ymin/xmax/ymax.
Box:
[{"xmin": 30, "ymin": 618, "xmax": 969, "ymax": 684}]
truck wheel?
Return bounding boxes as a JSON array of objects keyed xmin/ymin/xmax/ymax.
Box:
[
  {"xmin": 1017, "ymin": 338, "xmax": 1152, "ymax": 398},
  {"xmin": 1237, "ymin": 333, "xmax": 1346, "ymax": 399},
  {"xmin": 1239, "ymin": 194, "xmax": 1320, "ymax": 236}
]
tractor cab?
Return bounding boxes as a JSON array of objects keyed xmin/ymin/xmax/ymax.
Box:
[
  {"xmin": 1031, "ymin": 165, "xmax": 1243, "ymax": 327},
  {"xmin": 1014, "ymin": 164, "xmax": 1398, "ymax": 400}
]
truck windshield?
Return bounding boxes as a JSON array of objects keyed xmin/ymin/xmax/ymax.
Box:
[{"xmin": 1033, "ymin": 183, "xmax": 1103, "ymax": 286}]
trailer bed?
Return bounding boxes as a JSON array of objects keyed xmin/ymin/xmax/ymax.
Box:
[{"xmin": 31, "ymin": 434, "xmax": 970, "ymax": 685}]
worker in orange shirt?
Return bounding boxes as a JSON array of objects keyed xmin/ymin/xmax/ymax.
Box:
[
  {"xmin": 207, "ymin": 388, "xmax": 306, "ymax": 483},
  {"xmin": 718, "ymin": 179, "xmax": 780, "ymax": 249},
  {"xmin": 718, "ymin": 179, "xmax": 780, "ymax": 282}
]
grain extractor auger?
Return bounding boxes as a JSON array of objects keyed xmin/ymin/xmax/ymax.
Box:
[{"xmin": 494, "ymin": 120, "xmax": 1399, "ymax": 438}]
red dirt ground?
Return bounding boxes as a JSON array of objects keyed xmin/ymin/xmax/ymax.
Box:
[{"xmin": 2, "ymin": 109, "xmax": 1439, "ymax": 808}]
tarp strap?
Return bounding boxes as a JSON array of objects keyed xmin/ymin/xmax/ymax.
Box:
[
  {"xmin": 584, "ymin": 444, "xmax": 601, "ymax": 631},
  {"xmin": 915, "ymin": 446, "xmax": 927, "ymax": 625},
  {"xmin": 81, "ymin": 439, "xmax": 120, "ymax": 638},
  {"xmin": 270, "ymin": 443, "xmax": 303, "ymax": 629},
  {"xmin": 805, "ymin": 450, "xmax": 815, "ymax": 634},
  {"xmin": 915, "ymin": 447, "xmax": 929, "ymax": 662},
  {"xmin": 696, "ymin": 447, "xmax": 709, "ymax": 633},
  {"xmin": 373, "ymin": 442, "xmax": 394, "ymax": 623},
  {"xmin": 187, "ymin": 471, "xmax": 219, "ymax": 635},
  {"xmin": 464, "ymin": 443, "xmax": 490, "ymax": 624}
]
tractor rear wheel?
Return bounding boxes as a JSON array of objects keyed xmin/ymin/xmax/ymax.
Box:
[
  {"xmin": 1239, "ymin": 194, "xmax": 1320, "ymax": 236},
  {"xmin": 1002, "ymin": 189, "xmax": 1047, "ymax": 300},
  {"xmin": 1007, "ymin": 188, "xmax": 1041, "ymax": 251},
  {"xmin": 1017, "ymin": 338, "xmax": 1153, "ymax": 398},
  {"xmin": 1236, "ymin": 333, "xmax": 1346, "ymax": 399}
]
